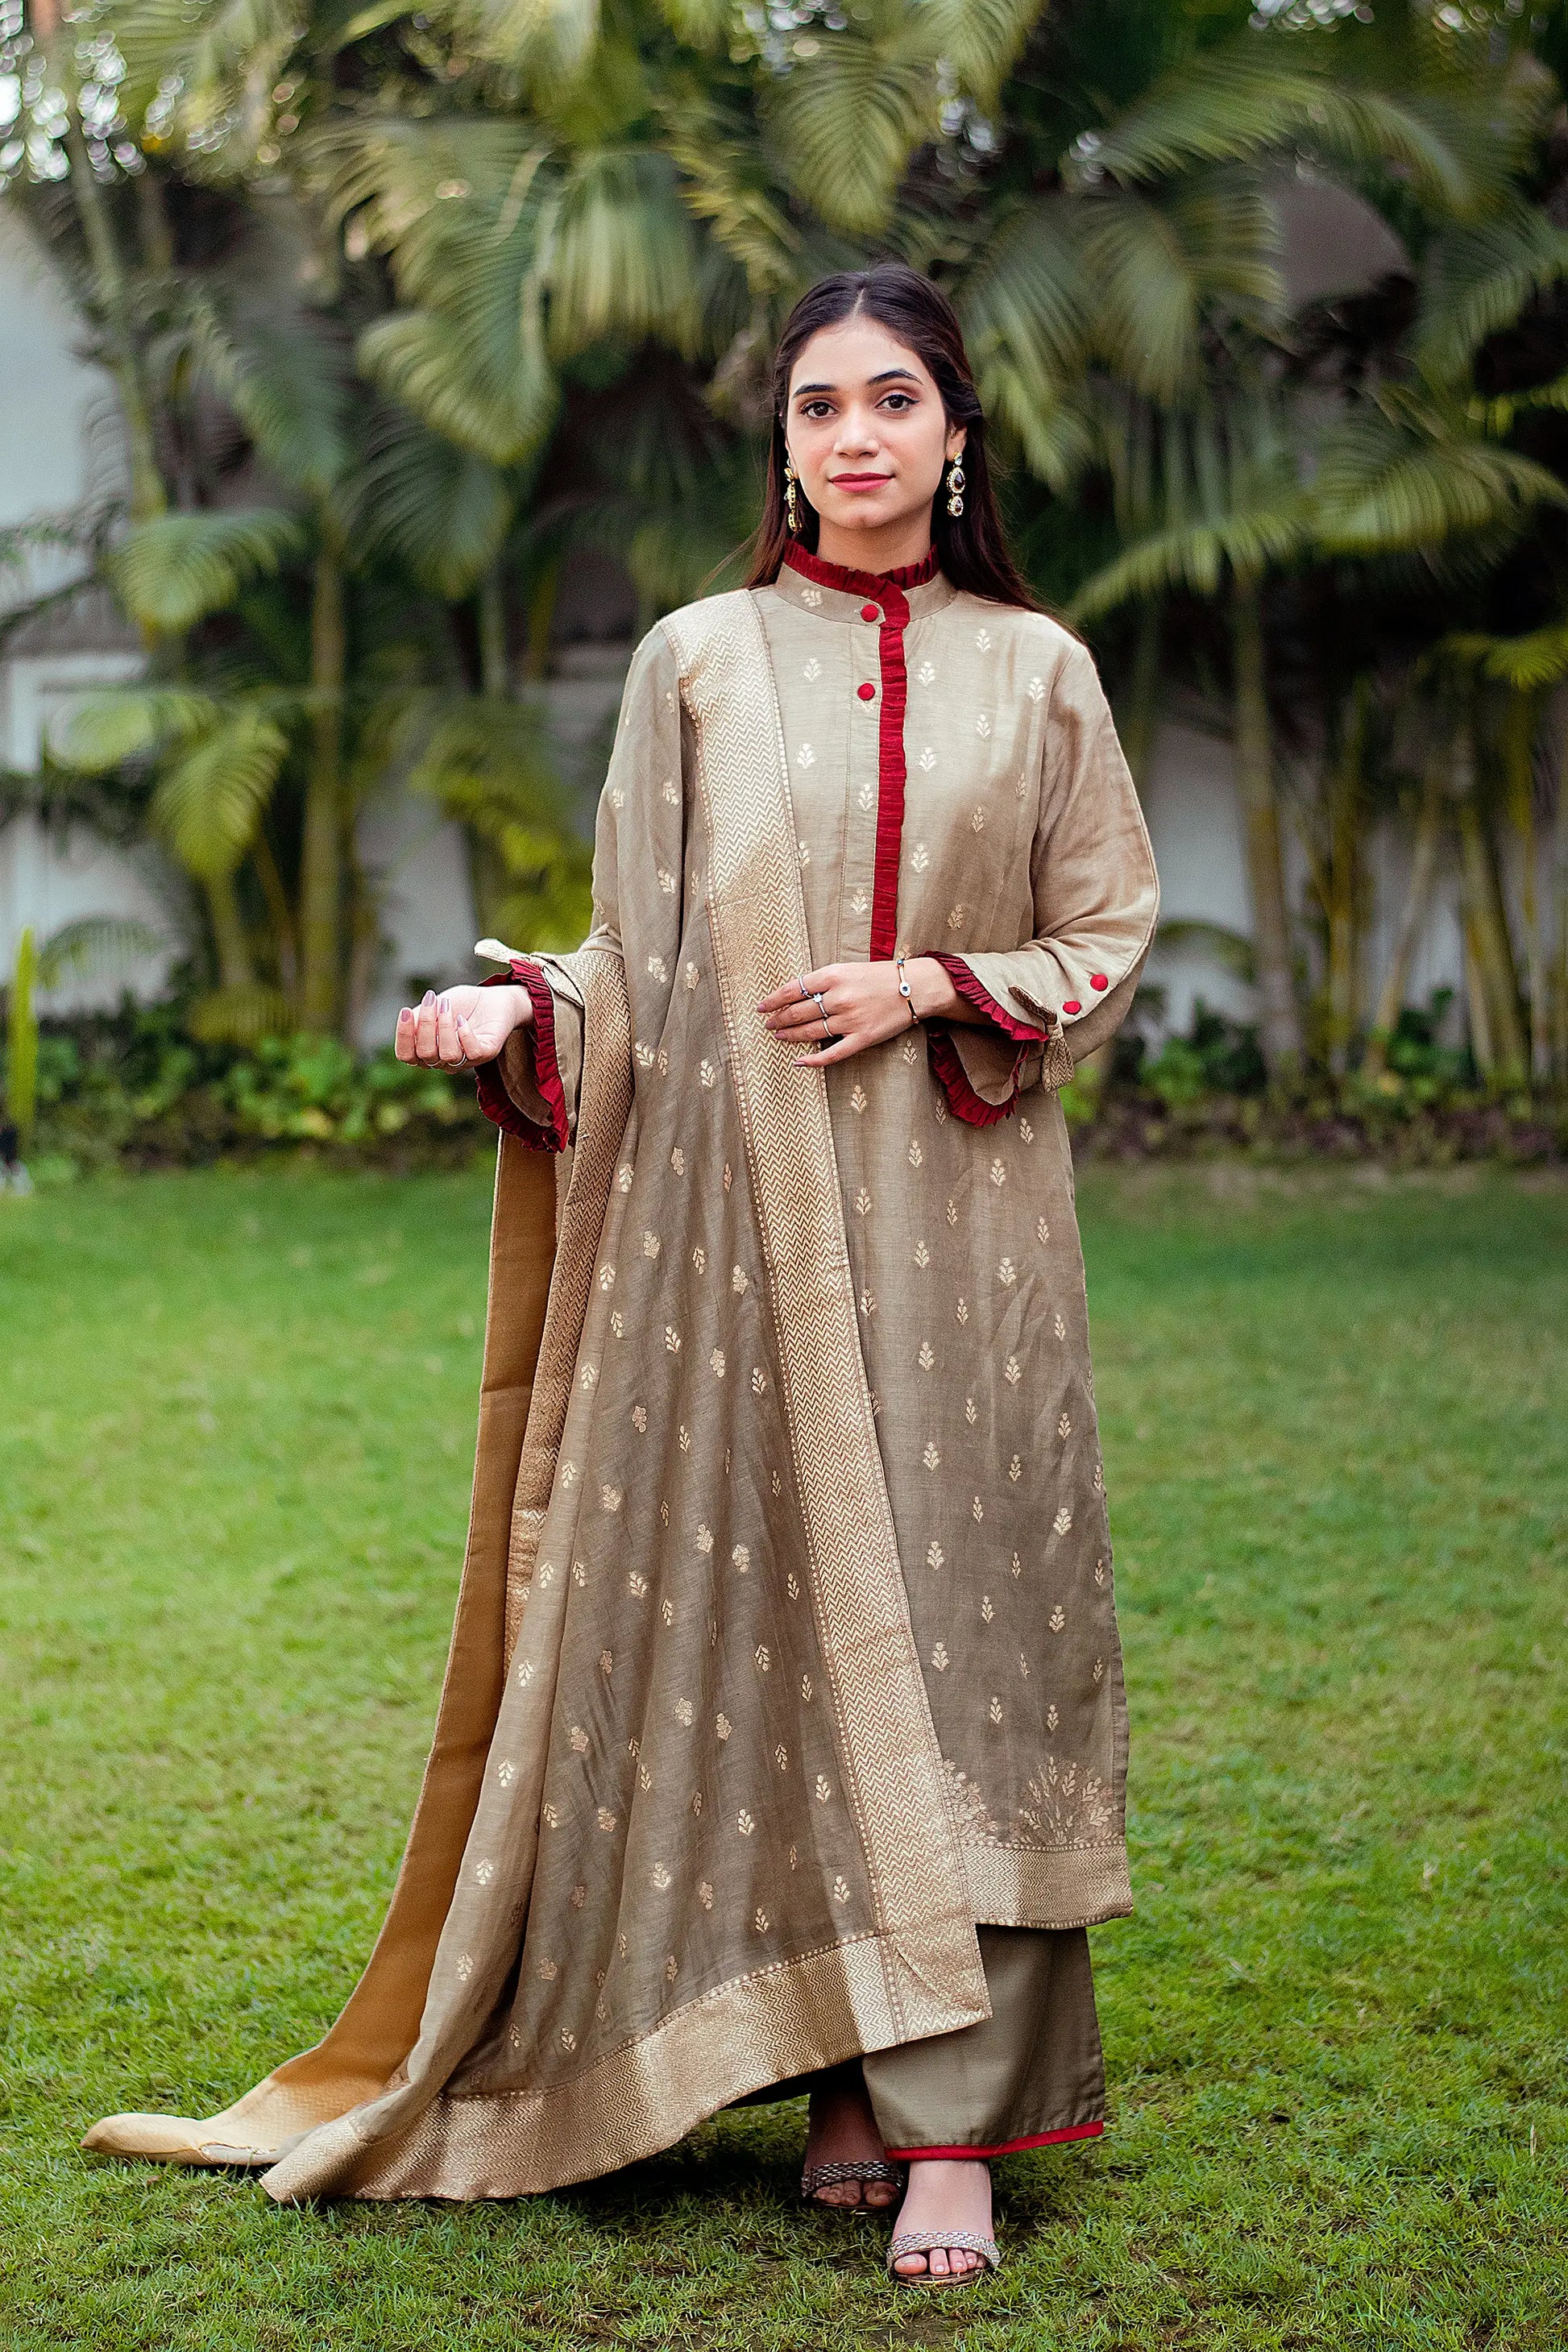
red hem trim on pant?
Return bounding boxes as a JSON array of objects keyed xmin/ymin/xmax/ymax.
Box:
[{"xmin": 884, "ymin": 2120, "xmax": 1105, "ymax": 2160}]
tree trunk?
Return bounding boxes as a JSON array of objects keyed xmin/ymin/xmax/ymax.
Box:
[
  {"xmin": 1500, "ymin": 690, "xmax": 1550, "ymax": 1089},
  {"xmin": 299, "ymin": 531, "xmax": 346, "ymax": 1031},
  {"xmin": 1325, "ymin": 677, "xmax": 1368, "ymax": 1080},
  {"xmin": 1363, "ymin": 750, "xmax": 1445, "ymax": 1081},
  {"xmin": 251, "ymin": 832, "xmax": 298, "ymax": 1001},
  {"xmin": 1462, "ymin": 919, "xmax": 1496, "ymax": 1078},
  {"xmin": 1118, "ymin": 597, "xmax": 1162, "ymax": 793},
  {"xmin": 1230, "ymin": 575, "xmax": 1304, "ymax": 1083},
  {"xmin": 1453, "ymin": 719, "xmax": 1528, "ymax": 1083},
  {"xmin": 478, "ymin": 562, "xmax": 510, "ymax": 700},
  {"xmin": 48, "ymin": 91, "xmax": 166, "ymax": 524},
  {"xmin": 1553, "ymin": 704, "xmax": 1568, "ymax": 1085},
  {"xmin": 205, "ymin": 871, "xmax": 259, "ymax": 993},
  {"xmin": 522, "ymin": 560, "xmax": 559, "ymax": 682}
]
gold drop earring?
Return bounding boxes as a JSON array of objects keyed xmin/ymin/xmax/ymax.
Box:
[
  {"xmin": 945, "ymin": 457, "xmax": 965, "ymax": 519},
  {"xmin": 784, "ymin": 453, "xmax": 801, "ymax": 533}
]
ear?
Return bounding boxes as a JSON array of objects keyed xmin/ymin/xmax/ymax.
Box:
[{"xmin": 946, "ymin": 426, "xmax": 968, "ymax": 463}]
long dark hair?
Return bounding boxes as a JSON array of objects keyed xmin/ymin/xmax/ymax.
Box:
[{"xmin": 745, "ymin": 263, "xmax": 1042, "ymax": 610}]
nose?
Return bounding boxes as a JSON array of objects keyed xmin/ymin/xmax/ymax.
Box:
[{"xmin": 834, "ymin": 405, "xmax": 880, "ymax": 456}]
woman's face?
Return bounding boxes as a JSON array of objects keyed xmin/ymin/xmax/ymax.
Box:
[{"xmin": 784, "ymin": 317, "xmax": 964, "ymax": 546}]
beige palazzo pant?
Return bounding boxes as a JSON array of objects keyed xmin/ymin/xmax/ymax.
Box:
[{"xmin": 749, "ymin": 1926, "xmax": 1106, "ymax": 2159}]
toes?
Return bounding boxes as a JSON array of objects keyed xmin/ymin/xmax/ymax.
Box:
[
  {"xmin": 893, "ymin": 2253, "xmax": 929, "ymax": 2277},
  {"xmin": 927, "ymin": 2248, "xmax": 951, "ymax": 2279},
  {"xmin": 864, "ymin": 2181, "xmax": 897, "ymax": 2208}
]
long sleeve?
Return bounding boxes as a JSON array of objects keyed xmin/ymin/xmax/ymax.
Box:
[
  {"xmin": 475, "ymin": 627, "xmax": 688, "ymax": 1148},
  {"xmin": 923, "ymin": 640, "xmax": 1158, "ymax": 1126}
]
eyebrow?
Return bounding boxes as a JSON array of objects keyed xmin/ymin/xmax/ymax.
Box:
[{"xmin": 792, "ymin": 367, "xmax": 924, "ymax": 396}]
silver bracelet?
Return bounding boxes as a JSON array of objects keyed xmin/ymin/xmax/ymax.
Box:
[{"xmin": 894, "ymin": 954, "xmax": 919, "ymax": 1026}]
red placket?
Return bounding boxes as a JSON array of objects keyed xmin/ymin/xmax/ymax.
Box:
[{"xmin": 782, "ymin": 541, "xmax": 940, "ymax": 958}]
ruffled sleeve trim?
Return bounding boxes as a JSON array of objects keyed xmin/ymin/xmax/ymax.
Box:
[
  {"xmin": 927, "ymin": 950, "xmax": 1049, "ymax": 1045},
  {"xmin": 472, "ymin": 959, "xmax": 570, "ymax": 1151},
  {"xmin": 924, "ymin": 1027, "xmax": 1030, "ymax": 1127}
]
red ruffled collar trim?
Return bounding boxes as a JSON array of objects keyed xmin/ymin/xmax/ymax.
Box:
[{"xmin": 782, "ymin": 541, "xmax": 941, "ymax": 600}]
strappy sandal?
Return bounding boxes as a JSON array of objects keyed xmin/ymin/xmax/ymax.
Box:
[
  {"xmin": 886, "ymin": 2230, "xmax": 1001, "ymax": 2288},
  {"xmin": 800, "ymin": 2157, "xmax": 906, "ymax": 2210}
]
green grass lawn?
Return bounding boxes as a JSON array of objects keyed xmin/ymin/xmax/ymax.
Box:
[{"xmin": 1, "ymin": 1162, "xmax": 1565, "ymax": 2350}]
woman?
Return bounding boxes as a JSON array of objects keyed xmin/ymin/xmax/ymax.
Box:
[{"xmin": 87, "ymin": 267, "xmax": 1158, "ymax": 2291}]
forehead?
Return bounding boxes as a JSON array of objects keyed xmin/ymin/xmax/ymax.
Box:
[{"xmin": 788, "ymin": 315, "xmax": 935, "ymax": 398}]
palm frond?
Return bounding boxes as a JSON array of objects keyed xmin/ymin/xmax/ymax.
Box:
[
  {"xmin": 662, "ymin": 105, "xmax": 803, "ymax": 297},
  {"xmin": 765, "ymin": 35, "xmax": 934, "ymax": 237},
  {"xmin": 360, "ymin": 309, "xmax": 558, "ymax": 466},
  {"xmin": 151, "ymin": 704, "xmax": 292, "ymax": 876},
  {"xmin": 188, "ymin": 982, "xmax": 292, "ymax": 1043},
  {"xmin": 545, "ymin": 148, "xmax": 702, "ymax": 356},
  {"xmin": 1416, "ymin": 204, "xmax": 1568, "ymax": 377},
  {"xmin": 653, "ymin": 0, "xmax": 732, "ymax": 46},
  {"xmin": 35, "ymin": 917, "xmax": 167, "ymax": 989},
  {"xmin": 903, "ymin": 0, "xmax": 1045, "ymax": 108},
  {"xmin": 447, "ymin": 0, "xmax": 602, "ymax": 82},
  {"xmin": 1462, "ymin": 623, "xmax": 1568, "ymax": 691},
  {"xmin": 105, "ymin": 509, "xmax": 305, "ymax": 634},
  {"xmin": 313, "ymin": 118, "xmax": 561, "ymax": 463},
  {"xmin": 185, "ymin": 299, "xmax": 352, "ymax": 500},
  {"xmin": 1071, "ymin": 496, "xmax": 1312, "ymax": 623},
  {"xmin": 1081, "ymin": 48, "xmax": 1483, "ymax": 218},
  {"xmin": 354, "ymin": 414, "xmax": 513, "ymax": 598},
  {"xmin": 959, "ymin": 197, "xmax": 1091, "ymax": 398},
  {"xmin": 400, "ymin": 691, "xmax": 563, "ymax": 812},
  {"xmin": 50, "ymin": 687, "xmax": 222, "ymax": 774},
  {"xmin": 1314, "ymin": 409, "xmax": 1568, "ymax": 551}
]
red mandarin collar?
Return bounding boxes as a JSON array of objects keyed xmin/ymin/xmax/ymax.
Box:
[{"xmin": 782, "ymin": 541, "xmax": 940, "ymax": 618}]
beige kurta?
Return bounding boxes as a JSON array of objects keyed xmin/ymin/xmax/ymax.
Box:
[{"xmin": 85, "ymin": 553, "xmax": 1158, "ymax": 2198}]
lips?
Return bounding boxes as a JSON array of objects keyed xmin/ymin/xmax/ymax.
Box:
[{"xmin": 829, "ymin": 472, "xmax": 894, "ymax": 488}]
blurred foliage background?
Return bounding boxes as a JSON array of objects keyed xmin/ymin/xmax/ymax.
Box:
[{"xmin": 3, "ymin": 0, "xmax": 1568, "ymax": 1162}]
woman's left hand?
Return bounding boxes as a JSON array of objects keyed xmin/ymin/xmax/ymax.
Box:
[{"xmin": 758, "ymin": 959, "xmax": 958, "ymax": 1066}]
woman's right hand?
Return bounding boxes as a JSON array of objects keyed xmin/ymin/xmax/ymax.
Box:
[{"xmin": 395, "ymin": 983, "xmax": 532, "ymax": 1072}]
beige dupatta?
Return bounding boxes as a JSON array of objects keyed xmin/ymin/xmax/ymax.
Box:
[{"xmin": 86, "ymin": 593, "xmax": 988, "ymax": 2196}]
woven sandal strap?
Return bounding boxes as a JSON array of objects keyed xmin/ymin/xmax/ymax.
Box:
[
  {"xmin": 801, "ymin": 2159, "xmax": 905, "ymax": 2195},
  {"xmin": 887, "ymin": 2230, "xmax": 1000, "ymax": 2269}
]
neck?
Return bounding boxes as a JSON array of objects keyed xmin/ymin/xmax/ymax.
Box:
[{"xmin": 814, "ymin": 516, "xmax": 935, "ymax": 579}]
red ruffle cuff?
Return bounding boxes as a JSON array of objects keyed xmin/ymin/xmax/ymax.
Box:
[
  {"xmin": 472, "ymin": 958, "xmax": 570, "ymax": 1151},
  {"xmin": 921, "ymin": 950, "xmax": 1048, "ymax": 1127}
]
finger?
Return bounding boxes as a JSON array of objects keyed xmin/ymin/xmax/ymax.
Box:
[
  {"xmin": 454, "ymin": 1013, "xmax": 491, "ymax": 1068},
  {"xmin": 765, "ymin": 1000, "xmax": 830, "ymax": 1037},
  {"xmin": 757, "ymin": 966, "xmax": 833, "ymax": 1014},
  {"xmin": 395, "ymin": 1007, "xmax": 417, "ymax": 1062},
  {"xmin": 413, "ymin": 989, "xmax": 441, "ymax": 1064},
  {"xmin": 793, "ymin": 1031, "xmax": 862, "ymax": 1068},
  {"xmin": 436, "ymin": 996, "xmax": 465, "ymax": 1066}
]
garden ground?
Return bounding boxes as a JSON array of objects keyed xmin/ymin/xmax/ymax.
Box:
[{"xmin": 1, "ymin": 1162, "xmax": 1564, "ymax": 2350}]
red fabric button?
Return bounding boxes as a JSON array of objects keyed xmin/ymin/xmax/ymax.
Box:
[
  {"xmin": 1090, "ymin": 973, "xmax": 1108, "ymax": 990},
  {"xmin": 860, "ymin": 603, "xmax": 880, "ymax": 622},
  {"xmin": 1062, "ymin": 1000, "xmax": 1081, "ymax": 1015},
  {"xmin": 857, "ymin": 682, "xmax": 876, "ymax": 701}
]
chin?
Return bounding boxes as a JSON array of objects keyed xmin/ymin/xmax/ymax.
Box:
[{"xmin": 821, "ymin": 502, "xmax": 912, "ymax": 532}]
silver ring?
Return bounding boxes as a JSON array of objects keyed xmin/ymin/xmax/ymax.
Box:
[
  {"xmin": 796, "ymin": 977, "xmax": 811, "ymax": 1001},
  {"xmin": 811, "ymin": 990, "xmax": 828, "ymax": 1018}
]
